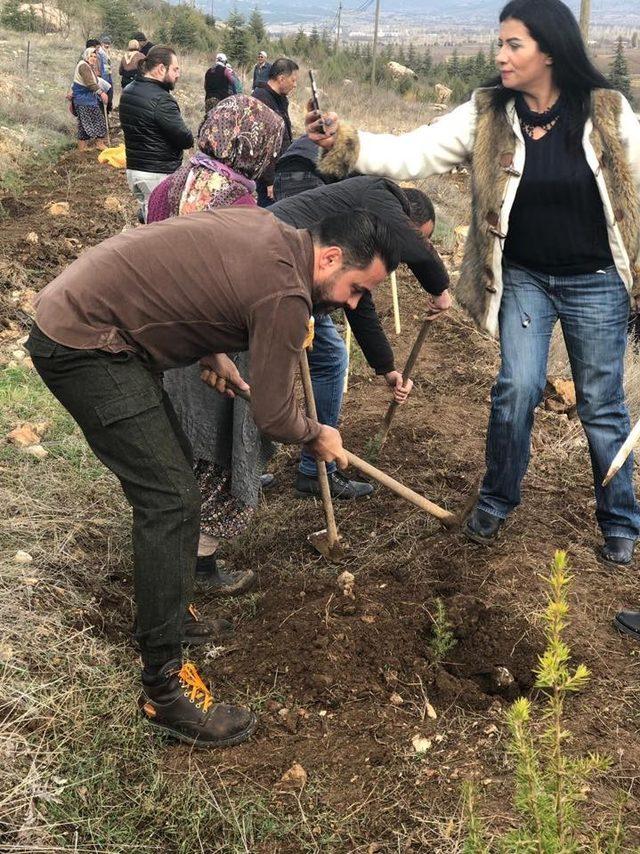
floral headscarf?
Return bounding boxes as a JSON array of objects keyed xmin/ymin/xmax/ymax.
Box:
[
  {"xmin": 159, "ymin": 94, "xmax": 285, "ymax": 218},
  {"xmin": 198, "ymin": 94, "xmax": 284, "ymax": 181}
]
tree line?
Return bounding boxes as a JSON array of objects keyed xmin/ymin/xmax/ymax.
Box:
[{"xmin": 0, "ymin": 0, "xmax": 635, "ymax": 106}]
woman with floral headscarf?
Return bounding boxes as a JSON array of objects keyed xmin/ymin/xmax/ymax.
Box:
[
  {"xmin": 147, "ymin": 95, "xmax": 284, "ymax": 598},
  {"xmin": 69, "ymin": 47, "xmax": 109, "ymax": 151}
]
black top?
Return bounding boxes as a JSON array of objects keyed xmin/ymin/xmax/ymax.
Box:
[
  {"xmin": 271, "ymin": 176, "xmax": 450, "ymax": 375},
  {"xmin": 119, "ymin": 77, "xmax": 193, "ymax": 174},
  {"xmin": 275, "ymin": 134, "xmax": 324, "ymax": 176},
  {"xmin": 204, "ymin": 64, "xmax": 234, "ymax": 100},
  {"xmin": 504, "ymin": 94, "xmax": 613, "ymax": 276},
  {"xmin": 251, "ymin": 82, "xmax": 293, "ymax": 184}
]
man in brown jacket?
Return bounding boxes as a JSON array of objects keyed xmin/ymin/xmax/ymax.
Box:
[{"xmin": 26, "ymin": 207, "xmax": 397, "ymax": 748}]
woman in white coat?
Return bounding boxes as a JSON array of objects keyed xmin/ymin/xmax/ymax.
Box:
[{"xmin": 307, "ymin": 0, "xmax": 640, "ymax": 567}]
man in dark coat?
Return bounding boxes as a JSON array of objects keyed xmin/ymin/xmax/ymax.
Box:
[
  {"xmin": 203, "ymin": 52, "xmax": 239, "ymax": 113},
  {"xmin": 133, "ymin": 31, "xmax": 154, "ymax": 56},
  {"xmin": 271, "ymin": 176, "xmax": 452, "ymax": 498},
  {"xmin": 119, "ymin": 45, "xmax": 193, "ymax": 221},
  {"xmin": 273, "ymin": 134, "xmax": 336, "ymax": 200},
  {"xmin": 252, "ymin": 50, "xmax": 271, "ymax": 89},
  {"xmin": 251, "ymin": 56, "xmax": 298, "ymax": 207}
]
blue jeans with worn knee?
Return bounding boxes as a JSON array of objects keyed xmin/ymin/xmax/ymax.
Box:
[
  {"xmin": 478, "ymin": 263, "xmax": 640, "ymax": 540},
  {"xmin": 299, "ymin": 314, "xmax": 349, "ymax": 477}
]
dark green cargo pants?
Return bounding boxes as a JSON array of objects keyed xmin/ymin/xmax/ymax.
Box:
[{"xmin": 26, "ymin": 325, "xmax": 200, "ymax": 667}]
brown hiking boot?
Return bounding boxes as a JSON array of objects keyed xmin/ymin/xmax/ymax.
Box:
[{"xmin": 139, "ymin": 660, "xmax": 257, "ymax": 747}]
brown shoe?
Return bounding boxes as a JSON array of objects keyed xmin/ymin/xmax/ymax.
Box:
[{"xmin": 139, "ymin": 660, "xmax": 257, "ymax": 747}]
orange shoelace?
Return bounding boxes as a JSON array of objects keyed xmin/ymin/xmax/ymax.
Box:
[{"xmin": 177, "ymin": 662, "xmax": 213, "ymax": 712}]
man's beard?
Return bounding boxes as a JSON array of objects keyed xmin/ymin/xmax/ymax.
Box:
[
  {"xmin": 311, "ymin": 273, "xmax": 345, "ymax": 315},
  {"xmin": 163, "ymin": 75, "xmax": 175, "ymax": 90}
]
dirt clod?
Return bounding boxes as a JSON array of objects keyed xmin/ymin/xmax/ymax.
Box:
[{"xmin": 278, "ymin": 762, "xmax": 307, "ymax": 790}]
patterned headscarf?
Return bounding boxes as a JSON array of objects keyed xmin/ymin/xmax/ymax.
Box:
[{"xmin": 198, "ymin": 94, "xmax": 284, "ymax": 181}]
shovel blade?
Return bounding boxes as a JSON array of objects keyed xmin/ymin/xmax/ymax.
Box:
[{"xmin": 308, "ymin": 529, "xmax": 347, "ymax": 562}]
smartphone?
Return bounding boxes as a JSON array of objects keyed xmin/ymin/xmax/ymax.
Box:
[{"xmin": 308, "ymin": 69, "xmax": 325, "ymax": 134}]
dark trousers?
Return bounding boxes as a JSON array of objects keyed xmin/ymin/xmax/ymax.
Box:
[
  {"xmin": 26, "ymin": 326, "xmax": 200, "ymax": 667},
  {"xmin": 256, "ymin": 179, "xmax": 274, "ymax": 208},
  {"xmin": 273, "ymin": 170, "xmax": 325, "ymax": 201}
]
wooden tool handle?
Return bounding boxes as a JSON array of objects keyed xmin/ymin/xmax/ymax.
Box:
[
  {"xmin": 344, "ymin": 449, "xmax": 455, "ymax": 527},
  {"xmin": 299, "ymin": 351, "xmax": 340, "ymax": 545},
  {"xmin": 381, "ymin": 316, "xmax": 432, "ymax": 432}
]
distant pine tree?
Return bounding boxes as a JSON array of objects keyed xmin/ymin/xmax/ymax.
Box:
[
  {"xmin": 100, "ymin": 0, "xmax": 137, "ymax": 47},
  {"xmin": 224, "ymin": 10, "xmax": 250, "ymax": 66},
  {"xmin": 1, "ymin": 0, "xmax": 36, "ymax": 32},
  {"xmin": 448, "ymin": 48, "xmax": 461, "ymax": 77},
  {"xmin": 407, "ymin": 41, "xmax": 416, "ymax": 69},
  {"xmin": 609, "ymin": 35, "xmax": 632, "ymax": 101},
  {"xmin": 293, "ymin": 26, "xmax": 308, "ymax": 56},
  {"xmin": 248, "ymin": 7, "xmax": 266, "ymax": 43}
]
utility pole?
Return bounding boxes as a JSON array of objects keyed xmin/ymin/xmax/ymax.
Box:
[
  {"xmin": 579, "ymin": 0, "xmax": 591, "ymax": 43},
  {"xmin": 335, "ymin": 1, "xmax": 342, "ymax": 52},
  {"xmin": 371, "ymin": 0, "xmax": 381, "ymax": 86}
]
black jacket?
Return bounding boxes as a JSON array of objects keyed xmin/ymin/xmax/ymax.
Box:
[
  {"xmin": 275, "ymin": 134, "xmax": 332, "ymax": 181},
  {"xmin": 204, "ymin": 64, "xmax": 234, "ymax": 101},
  {"xmin": 271, "ymin": 176, "xmax": 449, "ymax": 375},
  {"xmin": 251, "ymin": 82, "xmax": 293, "ymax": 184},
  {"xmin": 119, "ymin": 77, "xmax": 194, "ymax": 174}
]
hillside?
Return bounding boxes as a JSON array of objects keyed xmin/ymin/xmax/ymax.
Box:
[{"xmin": 1, "ymin": 22, "xmax": 640, "ymax": 854}]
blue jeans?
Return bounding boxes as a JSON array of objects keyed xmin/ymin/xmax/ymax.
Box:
[
  {"xmin": 299, "ymin": 314, "xmax": 349, "ymax": 477},
  {"xmin": 478, "ymin": 263, "xmax": 640, "ymax": 540}
]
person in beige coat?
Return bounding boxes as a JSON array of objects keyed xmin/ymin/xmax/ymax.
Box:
[{"xmin": 307, "ymin": 0, "xmax": 640, "ymax": 567}]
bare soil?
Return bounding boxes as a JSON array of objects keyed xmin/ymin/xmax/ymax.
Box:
[{"xmin": 2, "ymin": 147, "xmax": 640, "ymax": 851}]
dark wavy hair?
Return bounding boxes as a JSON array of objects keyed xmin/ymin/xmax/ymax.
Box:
[
  {"xmin": 485, "ymin": 0, "xmax": 612, "ymax": 149},
  {"xmin": 310, "ymin": 210, "xmax": 400, "ymax": 274}
]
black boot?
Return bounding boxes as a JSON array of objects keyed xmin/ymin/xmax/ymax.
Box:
[
  {"xmin": 295, "ymin": 469, "xmax": 374, "ymax": 500},
  {"xmin": 463, "ymin": 506, "xmax": 504, "ymax": 545},
  {"xmin": 139, "ymin": 660, "xmax": 257, "ymax": 747},
  {"xmin": 260, "ymin": 473, "xmax": 275, "ymax": 491},
  {"xmin": 195, "ymin": 554, "xmax": 256, "ymax": 597},
  {"xmin": 600, "ymin": 537, "xmax": 636, "ymax": 566},
  {"xmin": 184, "ymin": 603, "xmax": 234, "ymax": 645},
  {"xmin": 613, "ymin": 609, "xmax": 640, "ymax": 640},
  {"xmin": 133, "ymin": 605, "xmax": 234, "ymax": 649}
]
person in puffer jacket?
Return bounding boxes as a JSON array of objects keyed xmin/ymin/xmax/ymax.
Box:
[{"xmin": 119, "ymin": 44, "xmax": 194, "ymax": 221}]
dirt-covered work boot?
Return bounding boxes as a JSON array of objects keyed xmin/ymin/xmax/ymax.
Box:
[
  {"xmin": 195, "ymin": 555, "xmax": 256, "ymax": 597},
  {"xmin": 184, "ymin": 603, "xmax": 234, "ymax": 645},
  {"xmin": 133, "ymin": 605, "xmax": 234, "ymax": 649},
  {"xmin": 139, "ymin": 660, "xmax": 258, "ymax": 747},
  {"xmin": 463, "ymin": 506, "xmax": 504, "ymax": 545}
]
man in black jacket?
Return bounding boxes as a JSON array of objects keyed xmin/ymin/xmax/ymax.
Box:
[
  {"xmin": 273, "ymin": 134, "xmax": 335, "ymax": 200},
  {"xmin": 270, "ymin": 176, "xmax": 451, "ymax": 498},
  {"xmin": 120, "ymin": 45, "xmax": 193, "ymax": 221},
  {"xmin": 251, "ymin": 57, "xmax": 298, "ymax": 207}
]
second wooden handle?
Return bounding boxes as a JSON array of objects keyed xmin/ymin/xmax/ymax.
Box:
[{"xmin": 344, "ymin": 450, "xmax": 455, "ymax": 527}]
